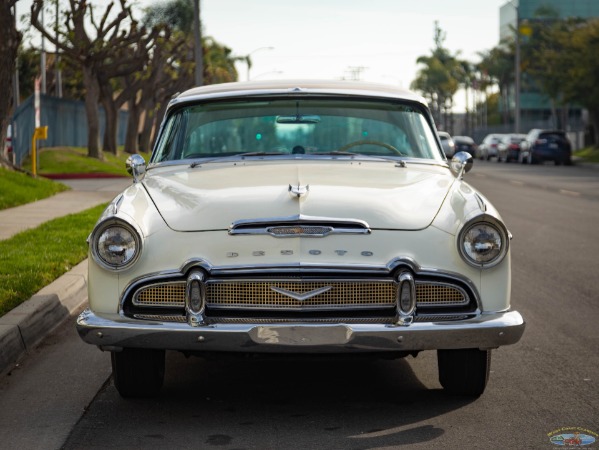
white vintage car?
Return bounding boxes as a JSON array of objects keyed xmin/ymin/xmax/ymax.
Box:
[{"xmin": 77, "ymin": 80, "xmax": 524, "ymax": 398}]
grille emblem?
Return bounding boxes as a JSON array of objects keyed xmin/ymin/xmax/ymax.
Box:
[{"xmin": 270, "ymin": 286, "xmax": 332, "ymax": 301}]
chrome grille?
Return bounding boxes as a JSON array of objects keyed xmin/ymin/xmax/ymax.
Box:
[
  {"xmin": 207, "ymin": 280, "xmax": 395, "ymax": 310},
  {"xmin": 415, "ymin": 283, "xmax": 468, "ymax": 306},
  {"xmin": 133, "ymin": 282, "xmax": 186, "ymax": 307},
  {"xmin": 130, "ymin": 278, "xmax": 470, "ymax": 311}
]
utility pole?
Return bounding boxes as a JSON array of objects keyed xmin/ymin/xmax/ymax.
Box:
[
  {"xmin": 41, "ymin": 4, "xmax": 47, "ymax": 94},
  {"xmin": 55, "ymin": 0, "xmax": 62, "ymax": 97},
  {"xmin": 345, "ymin": 66, "xmax": 367, "ymax": 81},
  {"xmin": 13, "ymin": 3, "xmax": 19, "ymax": 107},
  {"xmin": 514, "ymin": 6, "xmax": 521, "ymax": 133},
  {"xmin": 193, "ymin": 0, "xmax": 203, "ymax": 86}
]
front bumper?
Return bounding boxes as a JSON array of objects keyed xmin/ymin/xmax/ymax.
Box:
[{"xmin": 76, "ymin": 309, "xmax": 525, "ymax": 353}]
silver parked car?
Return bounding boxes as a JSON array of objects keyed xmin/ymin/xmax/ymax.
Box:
[
  {"xmin": 77, "ymin": 80, "xmax": 524, "ymax": 398},
  {"xmin": 497, "ymin": 134, "xmax": 527, "ymax": 163},
  {"xmin": 478, "ymin": 134, "xmax": 505, "ymax": 160},
  {"xmin": 438, "ymin": 131, "xmax": 456, "ymax": 158}
]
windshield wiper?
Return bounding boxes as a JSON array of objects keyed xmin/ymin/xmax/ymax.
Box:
[
  {"xmin": 190, "ymin": 152, "xmax": 285, "ymax": 168},
  {"xmin": 236, "ymin": 152, "xmax": 286, "ymax": 157},
  {"xmin": 316, "ymin": 151, "xmax": 359, "ymax": 156},
  {"xmin": 315, "ymin": 151, "xmax": 402, "ymax": 164}
]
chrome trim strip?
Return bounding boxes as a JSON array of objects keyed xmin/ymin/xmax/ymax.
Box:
[
  {"xmin": 229, "ymin": 214, "xmax": 371, "ymax": 237},
  {"xmin": 77, "ymin": 309, "xmax": 525, "ymax": 352}
]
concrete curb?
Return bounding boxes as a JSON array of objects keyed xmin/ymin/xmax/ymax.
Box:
[{"xmin": 0, "ymin": 260, "xmax": 88, "ymax": 375}]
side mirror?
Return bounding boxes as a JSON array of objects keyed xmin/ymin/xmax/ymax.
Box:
[
  {"xmin": 450, "ymin": 151, "xmax": 473, "ymax": 178},
  {"xmin": 126, "ymin": 154, "xmax": 146, "ymax": 183}
]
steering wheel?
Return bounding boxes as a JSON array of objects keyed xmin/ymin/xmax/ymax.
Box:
[{"xmin": 338, "ymin": 140, "xmax": 403, "ymax": 155}]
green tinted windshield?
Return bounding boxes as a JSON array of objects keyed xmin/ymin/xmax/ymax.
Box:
[{"xmin": 151, "ymin": 98, "xmax": 443, "ymax": 162}]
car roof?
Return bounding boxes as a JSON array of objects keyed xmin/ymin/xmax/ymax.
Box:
[{"xmin": 171, "ymin": 79, "xmax": 427, "ymax": 106}]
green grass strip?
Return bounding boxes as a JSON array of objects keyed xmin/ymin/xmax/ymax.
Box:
[
  {"xmin": 0, "ymin": 168, "xmax": 69, "ymax": 210},
  {"xmin": 21, "ymin": 147, "xmax": 150, "ymax": 176},
  {"xmin": 0, "ymin": 203, "xmax": 107, "ymax": 317},
  {"xmin": 573, "ymin": 146, "xmax": 599, "ymax": 163}
]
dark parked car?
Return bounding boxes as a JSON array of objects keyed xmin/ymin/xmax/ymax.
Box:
[
  {"xmin": 452, "ymin": 136, "xmax": 477, "ymax": 156},
  {"xmin": 519, "ymin": 129, "xmax": 572, "ymax": 165},
  {"xmin": 497, "ymin": 134, "xmax": 526, "ymax": 163}
]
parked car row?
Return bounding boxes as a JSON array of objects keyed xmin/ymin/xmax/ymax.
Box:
[{"xmin": 439, "ymin": 129, "xmax": 573, "ymax": 166}]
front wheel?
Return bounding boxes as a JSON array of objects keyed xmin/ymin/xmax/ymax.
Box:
[
  {"xmin": 437, "ymin": 348, "xmax": 491, "ymax": 397},
  {"xmin": 111, "ymin": 348, "xmax": 165, "ymax": 398}
]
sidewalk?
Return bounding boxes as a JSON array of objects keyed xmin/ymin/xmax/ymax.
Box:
[{"xmin": 0, "ymin": 177, "xmax": 131, "ymax": 375}]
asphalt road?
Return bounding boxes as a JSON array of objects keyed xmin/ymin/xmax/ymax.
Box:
[{"xmin": 1, "ymin": 160, "xmax": 598, "ymax": 450}]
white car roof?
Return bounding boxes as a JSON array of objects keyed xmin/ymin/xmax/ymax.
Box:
[{"xmin": 171, "ymin": 79, "xmax": 427, "ymax": 106}]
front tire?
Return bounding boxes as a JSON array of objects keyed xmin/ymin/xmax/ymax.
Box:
[
  {"xmin": 111, "ymin": 348, "xmax": 165, "ymax": 398},
  {"xmin": 437, "ymin": 349, "xmax": 491, "ymax": 397}
]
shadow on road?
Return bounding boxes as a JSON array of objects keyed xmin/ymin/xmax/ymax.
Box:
[{"xmin": 64, "ymin": 352, "xmax": 477, "ymax": 449}]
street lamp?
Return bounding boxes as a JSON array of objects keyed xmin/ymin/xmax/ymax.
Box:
[{"xmin": 245, "ymin": 47, "xmax": 274, "ymax": 81}]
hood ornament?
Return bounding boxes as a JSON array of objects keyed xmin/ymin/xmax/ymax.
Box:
[{"xmin": 289, "ymin": 184, "xmax": 309, "ymax": 198}]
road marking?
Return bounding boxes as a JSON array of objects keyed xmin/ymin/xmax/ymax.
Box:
[
  {"xmin": 510, "ymin": 180, "xmax": 524, "ymax": 186},
  {"xmin": 559, "ymin": 189, "xmax": 581, "ymax": 197}
]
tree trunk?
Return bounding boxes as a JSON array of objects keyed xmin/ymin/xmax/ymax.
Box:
[
  {"xmin": 101, "ymin": 96, "xmax": 119, "ymax": 155},
  {"xmin": 588, "ymin": 108, "xmax": 599, "ymax": 148},
  {"xmin": 125, "ymin": 97, "xmax": 141, "ymax": 154},
  {"xmin": 151, "ymin": 101, "xmax": 169, "ymax": 150},
  {"xmin": 82, "ymin": 66, "xmax": 103, "ymax": 159},
  {"xmin": 0, "ymin": 1, "xmax": 21, "ymax": 169},
  {"xmin": 139, "ymin": 106, "xmax": 155, "ymax": 154}
]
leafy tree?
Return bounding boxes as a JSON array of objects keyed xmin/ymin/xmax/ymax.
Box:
[
  {"xmin": 31, "ymin": 0, "xmax": 158, "ymax": 159},
  {"xmin": 136, "ymin": 0, "xmax": 240, "ymax": 153},
  {"xmin": 411, "ymin": 22, "xmax": 461, "ymax": 132},
  {"xmin": 477, "ymin": 43, "xmax": 515, "ymax": 125},
  {"xmin": 554, "ymin": 19, "xmax": 599, "ymax": 145}
]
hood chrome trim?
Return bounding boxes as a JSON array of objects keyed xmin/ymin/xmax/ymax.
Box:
[{"xmin": 229, "ymin": 214, "xmax": 371, "ymax": 237}]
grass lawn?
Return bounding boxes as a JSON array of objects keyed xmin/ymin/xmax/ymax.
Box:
[
  {"xmin": 574, "ymin": 146, "xmax": 599, "ymax": 163},
  {"xmin": 21, "ymin": 147, "xmax": 150, "ymax": 176},
  {"xmin": 0, "ymin": 203, "xmax": 107, "ymax": 317},
  {"xmin": 0, "ymin": 168, "xmax": 69, "ymax": 210}
]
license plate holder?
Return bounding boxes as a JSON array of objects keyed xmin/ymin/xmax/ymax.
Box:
[{"xmin": 251, "ymin": 325, "xmax": 352, "ymax": 346}]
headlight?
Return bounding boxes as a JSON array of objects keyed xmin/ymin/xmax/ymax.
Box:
[
  {"xmin": 457, "ymin": 216, "xmax": 509, "ymax": 269},
  {"xmin": 91, "ymin": 219, "xmax": 142, "ymax": 271}
]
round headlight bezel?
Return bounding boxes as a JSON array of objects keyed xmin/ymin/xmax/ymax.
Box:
[
  {"xmin": 90, "ymin": 218, "xmax": 143, "ymax": 271},
  {"xmin": 457, "ymin": 216, "xmax": 510, "ymax": 269}
]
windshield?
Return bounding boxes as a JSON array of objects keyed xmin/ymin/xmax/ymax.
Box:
[{"xmin": 151, "ymin": 98, "xmax": 444, "ymax": 163}]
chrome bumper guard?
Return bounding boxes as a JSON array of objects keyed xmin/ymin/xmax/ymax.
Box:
[{"xmin": 77, "ymin": 309, "xmax": 525, "ymax": 353}]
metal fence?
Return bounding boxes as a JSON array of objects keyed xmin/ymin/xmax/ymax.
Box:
[{"xmin": 10, "ymin": 94, "xmax": 128, "ymax": 167}]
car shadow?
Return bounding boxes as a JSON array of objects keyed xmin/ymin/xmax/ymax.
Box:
[{"xmin": 63, "ymin": 351, "xmax": 480, "ymax": 449}]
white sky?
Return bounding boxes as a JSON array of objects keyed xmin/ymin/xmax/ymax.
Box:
[
  {"xmin": 18, "ymin": 0, "xmax": 509, "ymax": 110},
  {"xmin": 193, "ymin": 0, "xmax": 508, "ymax": 87}
]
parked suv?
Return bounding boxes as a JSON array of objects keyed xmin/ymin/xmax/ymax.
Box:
[{"xmin": 519, "ymin": 129, "xmax": 572, "ymax": 165}]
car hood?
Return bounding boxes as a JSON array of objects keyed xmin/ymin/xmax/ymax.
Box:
[{"xmin": 142, "ymin": 161, "xmax": 454, "ymax": 231}]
